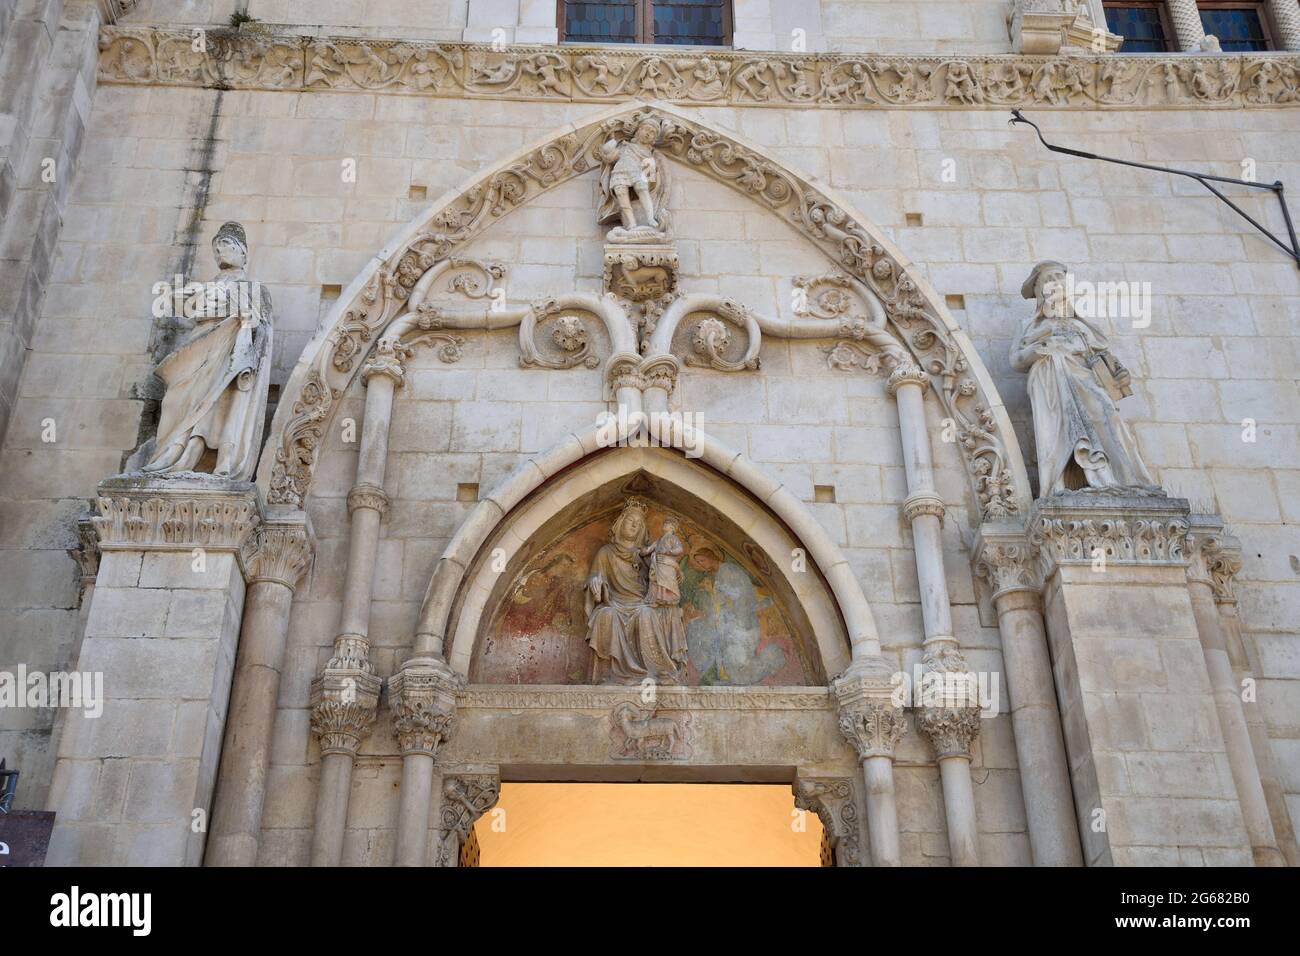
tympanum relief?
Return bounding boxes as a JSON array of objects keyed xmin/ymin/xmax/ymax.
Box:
[
  {"xmin": 472, "ymin": 499, "xmax": 815, "ymax": 687},
  {"xmin": 1012, "ymin": 260, "xmax": 1159, "ymax": 497}
]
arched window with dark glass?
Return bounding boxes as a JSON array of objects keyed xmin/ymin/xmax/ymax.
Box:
[{"xmin": 560, "ymin": 0, "xmax": 732, "ymax": 46}]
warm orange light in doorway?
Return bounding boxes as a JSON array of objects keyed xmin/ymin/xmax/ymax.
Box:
[{"xmin": 473, "ymin": 782, "xmax": 825, "ymax": 867}]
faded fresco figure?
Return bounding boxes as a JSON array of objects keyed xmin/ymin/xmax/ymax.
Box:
[
  {"xmin": 142, "ymin": 221, "xmax": 272, "ymax": 480},
  {"xmin": 1011, "ymin": 260, "xmax": 1157, "ymax": 497},
  {"xmin": 585, "ymin": 499, "xmax": 688, "ymax": 684}
]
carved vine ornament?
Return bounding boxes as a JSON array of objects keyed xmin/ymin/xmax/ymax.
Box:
[
  {"xmin": 97, "ymin": 27, "xmax": 1300, "ymax": 110},
  {"xmin": 263, "ymin": 107, "xmax": 1024, "ymax": 523}
]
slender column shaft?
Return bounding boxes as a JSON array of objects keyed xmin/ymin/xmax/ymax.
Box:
[
  {"xmin": 1188, "ymin": 579, "xmax": 1284, "ymax": 866},
  {"xmin": 1167, "ymin": 0, "xmax": 1207, "ymax": 50},
  {"xmin": 395, "ymin": 752, "xmax": 436, "ymax": 866},
  {"xmin": 891, "ymin": 369, "xmax": 981, "ymax": 867},
  {"xmin": 862, "ymin": 755, "xmax": 902, "ymax": 866},
  {"xmin": 311, "ymin": 752, "xmax": 355, "ymax": 866},
  {"xmin": 991, "ymin": 588, "xmax": 1082, "ymax": 865},
  {"xmin": 1267, "ymin": 0, "xmax": 1300, "ymax": 50},
  {"xmin": 207, "ymin": 578, "xmax": 293, "ymax": 866}
]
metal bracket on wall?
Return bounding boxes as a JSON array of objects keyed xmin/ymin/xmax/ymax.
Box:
[{"xmin": 1010, "ymin": 110, "xmax": 1300, "ymax": 270}]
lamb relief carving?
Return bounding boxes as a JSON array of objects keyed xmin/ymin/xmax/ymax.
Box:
[{"xmin": 1012, "ymin": 260, "xmax": 1159, "ymax": 497}]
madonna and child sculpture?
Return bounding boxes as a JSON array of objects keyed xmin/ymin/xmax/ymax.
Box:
[
  {"xmin": 1011, "ymin": 260, "xmax": 1158, "ymax": 497},
  {"xmin": 585, "ymin": 499, "xmax": 689, "ymax": 684}
]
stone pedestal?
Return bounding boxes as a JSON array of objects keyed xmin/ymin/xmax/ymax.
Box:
[
  {"xmin": 1030, "ymin": 493, "xmax": 1253, "ymax": 866},
  {"xmin": 46, "ymin": 476, "xmax": 261, "ymax": 866}
]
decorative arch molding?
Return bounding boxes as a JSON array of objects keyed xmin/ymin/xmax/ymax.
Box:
[
  {"xmin": 258, "ymin": 100, "xmax": 1031, "ymax": 525},
  {"xmin": 411, "ymin": 421, "xmax": 882, "ymax": 673},
  {"xmin": 444, "ymin": 443, "xmax": 854, "ymax": 683}
]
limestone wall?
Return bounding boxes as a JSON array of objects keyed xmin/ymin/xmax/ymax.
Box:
[{"xmin": 1, "ymin": 15, "xmax": 1298, "ymax": 863}]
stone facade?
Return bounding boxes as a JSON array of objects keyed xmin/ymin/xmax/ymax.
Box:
[{"xmin": 1, "ymin": 0, "xmax": 1298, "ymax": 867}]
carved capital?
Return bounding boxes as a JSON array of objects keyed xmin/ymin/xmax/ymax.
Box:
[
  {"xmin": 973, "ymin": 522, "xmax": 1041, "ymax": 599},
  {"xmin": 437, "ymin": 772, "xmax": 500, "ymax": 866},
  {"xmin": 360, "ymin": 338, "xmax": 410, "ymax": 388},
  {"xmin": 885, "ymin": 362, "xmax": 929, "ymax": 396},
  {"xmin": 389, "ymin": 658, "xmax": 463, "ymax": 757},
  {"xmin": 638, "ymin": 354, "xmax": 681, "ymax": 393},
  {"xmin": 1185, "ymin": 514, "xmax": 1242, "ymax": 605},
  {"xmin": 794, "ymin": 776, "xmax": 863, "ymax": 867},
  {"xmin": 309, "ymin": 668, "xmax": 383, "ymax": 756},
  {"xmin": 241, "ymin": 509, "xmax": 314, "ymax": 588},
  {"xmin": 832, "ymin": 659, "xmax": 907, "ymax": 761},
  {"xmin": 916, "ymin": 704, "xmax": 982, "ymax": 759},
  {"xmin": 347, "ymin": 482, "xmax": 390, "ymax": 519},
  {"xmin": 92, "ymin": 476, "xmax": 262, "ymax": 554},
  {"xmin": 72, "ymin": 516, "xmax": 101, "ymax": 589},
  {"xmin": 902, "ymin": 491, "xmax": 946, "ymax": 523},
  {"xmin": 605, "ymin": 351, "xmax": 646, "ymax": 392}
]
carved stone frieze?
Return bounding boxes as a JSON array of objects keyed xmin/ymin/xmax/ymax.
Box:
[
  {"xmin": 609, "ymin": 701, "xmax": 692, "ymax": 760},
  {"xmin": 794, "ymin": 777, "xmax": 863, "ymax": 867},
  {"xmin": 92, "ymin": 476, "xmax": 262, "ymax": 553},
  {"xmin": 456, "ymin": 685, "xmax": 833, "ymax": 711},
  {"xmin": 1028, "ymin": 492, "xmax": 1192, "ymax": 578},
  {"xmin": 99, "ymin": 28, "xmax": 1300, "ymax": 110}
]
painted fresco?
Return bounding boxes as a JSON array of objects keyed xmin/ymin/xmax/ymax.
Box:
[{"xmin": 473, "ymin": 505, "xmax": 812, "ymax": 686}]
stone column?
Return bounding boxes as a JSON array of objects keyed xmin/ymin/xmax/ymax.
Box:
[
  {"xmin": 205, "ymin": 509, "xmax": 314, "ymax": 867},
  {"xmin": 390, "ymin": 656, "xmax": 462, "ymax": 866},
  {"xmin": 832, "ymin": 663, "xmax": 906, "ymax": 867},
  {"xmin": 1184, "ymin": 517, "xmax": 1284, "ymax": 867},
  {"xmin": 1267, "ymin": 0, "xmax": 1300, "ymax": 50},
  {"xmin": 974, "ymin": 524, "xmax": 1083, "ymax": 866},
  {"xmin": 47, "ymin": 477, "xmax": 260, "ymax": 866},
  {"xmin": 887, "ymin": 364, "xmax": 982, "ymax": 867},
  {"xmin": 1167, "ymin": 0, "xmax": 1208, "ymax": 50},
  {"xmin": 308, "ymin": 342, "xmax": 403, "ymax": 866},
  {"xmin": 1030, "ymin": 493, "xmax": 1253, "ymax": 865}
]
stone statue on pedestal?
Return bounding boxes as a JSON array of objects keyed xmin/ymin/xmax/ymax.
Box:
[
  {"xmin": 142, "ymin": 221, "xmax": 272, "ymax": 481},
  {"xmin": 1011, "ymin": 260, "xmax": 1157, "ymax": 497},
  {"xmin": 597, "ymin": 115, "xmax": 671, "ymax": 243}
]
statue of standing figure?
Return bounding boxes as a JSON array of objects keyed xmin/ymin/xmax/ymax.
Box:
[
  {"xmin": 142, "ymin": 221, "xmax": 273, "ymax": 481},
  {"xmin": 596, "ymin": 114, "xmax": 671, "ymax": 243},
  {"xmin": 1011, "ymin": 260, "xmax": 1157, "ymax": 497},
  {"xmin": 585, "ymin": 499, "xmax": 688, "ymax": 684}
]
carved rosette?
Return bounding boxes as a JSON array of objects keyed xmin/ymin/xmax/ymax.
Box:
[
  {"xmin": 916, "ymin": 704, "xmax": 982, "ymax": 760},
  {"xmin": 92, "ymin": 477, "xmax": 262, "ymax": 554},
  {"xmin": 309, "ymin": 668, "xmax": 383, "ymax": 757},
  {"xmin": 388, "ymin": 658, "xmax": 463, "ymax": 757},
  {"xmin": 832, "ymin": 662, "xmax": 907, "ymax": 761},
  {"xmin": 794, "ymin": 777, "xmax": 863, "ymax": 867},
  {"xmin": 347, "ymin": 482, "xmax": 390, "ymax": 520},
  {"xmin": 241, "ymin": 513, "xmax": 314, "ymax": 589},
  {"xmin": 437, "ymin": 772, "xmax": 500, "ymax": 867}
]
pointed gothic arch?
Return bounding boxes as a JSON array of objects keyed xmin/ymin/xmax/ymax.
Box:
[{"xmin": 257, "ymin": 100, "xmax": 1030, "ymax": 526}]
